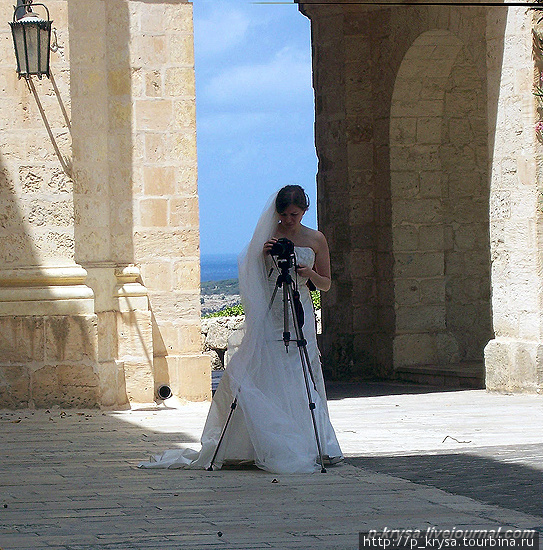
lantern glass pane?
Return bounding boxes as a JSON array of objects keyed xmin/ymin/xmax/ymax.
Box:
[
  {"xmin": 11, "ymin": 24, "xmax": 26, "ymax": 75},
  {"xmin": 38, "ymin": 24, "xmax": 51, "ymax": 75},
  {"xmin": 24, "ymin": 24, "xmax": 40, "ymax": 74}
]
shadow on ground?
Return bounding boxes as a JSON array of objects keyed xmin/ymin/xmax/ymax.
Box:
[
  {"xmin": 347, "ymin": 444, "xmax": 543, "ymax": 520},
  {"xmin": 326, "ymin": 380, "xmax": 463, "ymax": 400}
]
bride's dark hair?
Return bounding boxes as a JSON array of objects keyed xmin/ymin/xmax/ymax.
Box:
[{"xmin": 275, "ymin": 185, "xmax": 310, "ymax": 214}]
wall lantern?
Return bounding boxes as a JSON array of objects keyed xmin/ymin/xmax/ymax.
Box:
[
  {"xmin": 10, "ymin": 0, "xmax": 52, "ymax": 79},
  {"xmin": 8, "ymin": 0, "xmax": 71, "ymax": 177}
]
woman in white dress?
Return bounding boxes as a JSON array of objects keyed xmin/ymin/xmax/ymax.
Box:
[{"xmin": 140, "ymin": 185, "xmax": 343, "ymax": 473}]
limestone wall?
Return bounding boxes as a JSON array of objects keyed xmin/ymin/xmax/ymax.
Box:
[
  {"xmin": 0, "ymin": 1, "xmax": 99, "ymax": 408},
  {"xmin": 301, "ymin": 2, "xmax": 543, "ymax": 392},
  {"xmin": 299, "ymin": 3, "xmax": 497, "ymax": 387},
  {"xmin": 390, "ymin": 29, "xmax": 491, "ymax": 371},
  {"xmin": 0, "ymin": 0, "xmax": 72, "ymax": 268},
  {"xmin": 0, "ymin": 0, "xmax": 210, "ymax": 408},
  {"xmin": 131, "ymin": 1, "xmax": 208, "ymax": 402}
]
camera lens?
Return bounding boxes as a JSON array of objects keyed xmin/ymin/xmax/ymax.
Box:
[{"xmin": 270, "ymin": 238, "xmax": 294, "ymax": 259}]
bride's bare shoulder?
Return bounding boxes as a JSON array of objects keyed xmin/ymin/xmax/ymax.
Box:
[{"xmin": 302, "ymin": 226, "xmax": 327, "ymax": 251}]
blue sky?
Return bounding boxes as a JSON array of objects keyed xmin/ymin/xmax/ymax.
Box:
[{"xmin": 193, "ymin": 0, "xmax": 317, "ymax": 255}]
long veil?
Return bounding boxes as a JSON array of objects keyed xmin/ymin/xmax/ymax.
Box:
[{"xmin": 227, "ymin": 192, "xmax": 280, "ymax": 392}]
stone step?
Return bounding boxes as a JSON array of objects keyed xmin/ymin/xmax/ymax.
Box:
[{"xmin": 394, "ymin": 362, "xmax": 485, "ymax": 389}]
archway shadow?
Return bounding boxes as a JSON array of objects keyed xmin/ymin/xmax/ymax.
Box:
[
  {"xmin": 347, "ymin": 444, "xmax": 543, "ymax": 520},
  {"xmin": 326, "ymin": 380, "xmax": 465, "ymax": 400}
]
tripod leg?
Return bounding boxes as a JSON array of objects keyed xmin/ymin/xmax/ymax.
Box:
[
  {"xmin": 286, "ymin": 284, "xmax": 327, "ymax": 473},
  {"xmin": 207, "ymin": 397, "xmax": 237, "ymax": 471},
  {"xmin": 282, "ymin": 282, "xmax": 290, "ymax": 350}
]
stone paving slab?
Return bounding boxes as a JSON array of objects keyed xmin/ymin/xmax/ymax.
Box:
[{"xmin": 1, "ymin": 384, "xmax": 542, "ymax": 550}]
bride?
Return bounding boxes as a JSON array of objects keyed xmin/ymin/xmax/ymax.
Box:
[{"xmin": 140, "ymin": 185, "xmax": 343, "ymax": 474}]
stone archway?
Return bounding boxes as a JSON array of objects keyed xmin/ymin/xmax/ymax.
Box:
[{"xmin": 390, "ymin": 29, "xmax": 491, "ymax": 384}]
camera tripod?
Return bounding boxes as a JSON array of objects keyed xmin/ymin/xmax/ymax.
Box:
[{"xmin": 207, "ymin": 251, "xmax": 327, "ymax": 473}]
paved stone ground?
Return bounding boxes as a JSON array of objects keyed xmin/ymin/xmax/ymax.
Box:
[{"xmin": 1, "ymin": 383, "xmax": 542, "ymax": 550}]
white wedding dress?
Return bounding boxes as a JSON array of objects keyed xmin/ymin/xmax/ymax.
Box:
[{"xmin": 140, "ymin": 194, "xmax": 343, "ymax": 474}]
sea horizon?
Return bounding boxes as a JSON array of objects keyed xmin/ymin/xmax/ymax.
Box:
[{"xmin": 200, "ymin": 252, "xmax": 240, "ymax": 283}]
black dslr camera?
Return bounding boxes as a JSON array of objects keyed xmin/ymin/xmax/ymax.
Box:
[{"xmin": 270, "ymin": 237, "xmax": 295, "ymax": 260}]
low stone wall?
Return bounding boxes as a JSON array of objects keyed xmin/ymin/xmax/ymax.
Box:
[
  {"xmin": 201, "ymin": 316, "xmax": 245, "ymax": 371},
  {"xmin": 201, "ymin": 310, "xmax": 321, "ymax": 374}
]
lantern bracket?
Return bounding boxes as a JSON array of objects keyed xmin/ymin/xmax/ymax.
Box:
[{"xmin": 13, "ymin": 1, "xmax": 50, "ymax": 23}]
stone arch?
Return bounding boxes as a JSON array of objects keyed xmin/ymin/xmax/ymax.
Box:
[{"xmin": 390, "ymin": 29, "xmax": 491, "ymax": 382}]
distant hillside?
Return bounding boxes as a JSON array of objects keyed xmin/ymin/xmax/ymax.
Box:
[{"xmin": 201, "ymin": 278, "xmax": 240, "ymax": 296}]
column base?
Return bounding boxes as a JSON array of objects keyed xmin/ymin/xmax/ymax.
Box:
[
  {"xmin": 0, "ymin": 265, "xmax": 100, "ymax": 408},
  {"xmin": 167, "ymin": 354, "xmax": 211, "ymax": 402},
  {"xmin": 484, "ymin": 338, "xmax": 543, "ymax": 393}
]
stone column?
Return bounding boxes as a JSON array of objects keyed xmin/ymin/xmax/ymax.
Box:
[
  {"xmin": 0, "ymin": 0, "xmax": 101, "ymax": 408},
  {"xmin": 301, "ymin": 4, "xmax": 396, "ymax": 380},
  {"xmin": 484, "ymin": 8, "xmax": 543, "ymax": 393},
  {"xmin": 70, "ymin": 0, "xmax": 210, "ymax": 405},
  {"xmin": 130, "ymin": 1, "xmax": 210, "ymax": 402}
]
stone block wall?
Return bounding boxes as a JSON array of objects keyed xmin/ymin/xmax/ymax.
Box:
[
  {"xmin": 300, "ymin": 2, "xmax": 512, "ymax": 387},
  {"xmin": 0, "ymin": 311, "xmax": 99, "ymax": 408},
  {"xmin": 0, "ymin": 0, "xmax": 210, "ymax": 408},
  {"xmin": 0, "ymin": 0, "xmax": 99, "ymax": 408},
  {"xmin": 128, "ymin": 1, "xmax": 209, "ymax": 402},
  {"xmin": 390, "ymin": 29, "xmax": 491, "ymax": 372},
  {"xmin": 301, "ymin": 1, "xmax": 543, "ymax": 392},
  {"xmin": 0, "ymin": 0, "xmax": 72, "ymax": 270}
]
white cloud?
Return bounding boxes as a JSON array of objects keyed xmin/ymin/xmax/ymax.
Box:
[
  {"xmin": 202, "ymin": 47, "xmax": 312, "ymax": 106},
  {"xmin": 194, "ymin": 6, "xmax": 250, "ymax": 57}
]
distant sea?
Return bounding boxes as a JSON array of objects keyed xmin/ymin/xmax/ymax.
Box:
[{"xmin": 200, "ymin": 253, "xmax": 239, "ymax": 282}]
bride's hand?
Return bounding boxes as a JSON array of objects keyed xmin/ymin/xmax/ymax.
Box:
[
  {"xmin": 263, "ymin": 238, "xmax": 277, "ymax": 255},
  {"xmin": 296, "ymin": 264, "xmax": 313, "ymax": 278}
]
